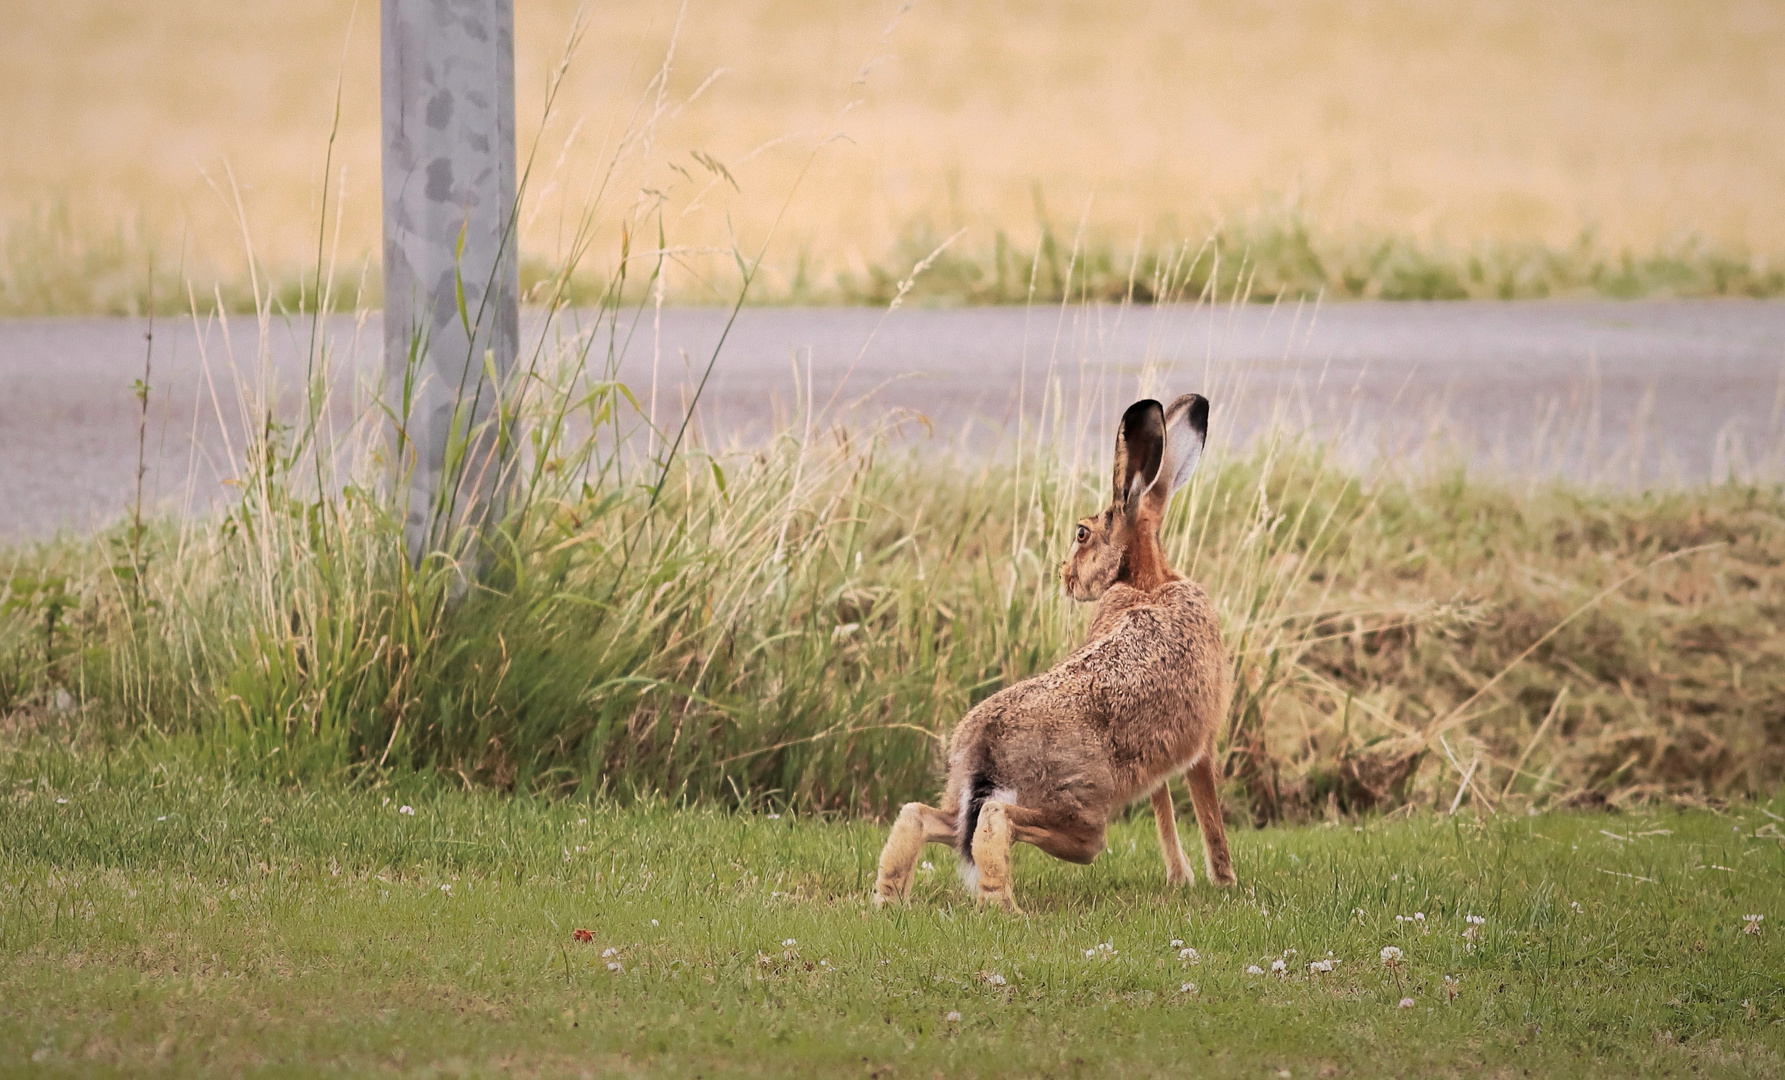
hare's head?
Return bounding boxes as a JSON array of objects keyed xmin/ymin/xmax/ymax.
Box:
[{"xmin": 1061, "ymin": 394, "xmax": 1208, "ymax": 601}]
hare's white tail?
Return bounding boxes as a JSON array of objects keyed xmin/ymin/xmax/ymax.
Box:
[
  {"xmin": 956, "ymin": 770, "xmax": 994, "ymax": 868},
  {"xmin": 957, "ymin": 861, "xmax": 980, "ymax": 891}
]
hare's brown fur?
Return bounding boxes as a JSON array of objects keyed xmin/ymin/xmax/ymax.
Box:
[{"xmin": 875, "ymin": 395, "xmax": 1234, "ymax": 912}]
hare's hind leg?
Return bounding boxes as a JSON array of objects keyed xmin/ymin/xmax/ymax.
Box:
[
  {"xmin": 972, "ymin": 803, "xmax": 1108, "ymax": 912},
  {"xmin": 1150, "ymin": 783, "xmax": 1196, "ymax": 886},
  {"xmin": 1002, "ymin": 804, "xmax": 1107, "ymax": 864},
  {"xmin": 875, "ymin": 802, "xmax": 955, "ymax": 907},
  {"xmin": 969, "ymin": 801, "xmax": 1022, "ymax": 913},
  {"xmin": 1185, "ymin": 756, "xmax": 1236, "ymax": 886}
]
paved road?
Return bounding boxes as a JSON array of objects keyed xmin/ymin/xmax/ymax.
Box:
[{"xmin": 3, "ymin": 301, "xmax": 1783, "ymax": 539}]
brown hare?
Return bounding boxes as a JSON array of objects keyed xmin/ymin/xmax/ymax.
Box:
[{"xmin": 874, "ymin": 393, "xmax": 1233, "ymax": 912}]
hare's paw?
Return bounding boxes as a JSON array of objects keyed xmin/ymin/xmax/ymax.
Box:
[
  {"xmin": 1204, "ymin": 845, "xmax": 1237, "ymax": 887},
  {"xmin": 1164, "ymin": 860, "xmax": 1195, "ymax": 888},
  {"xmin": 976, "ymin": 883, "xmax": 1023, "ymax": 914},
  {"xmin": 872, "ymin": 870, "xmax": 912, "ymax": 907}
]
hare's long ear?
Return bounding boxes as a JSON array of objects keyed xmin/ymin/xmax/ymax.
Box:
[
  {"xmin": 1112, "ymin": 399, "xmax": 1166, "ymax": 518},
  {"xmin": 1142, "ymin": 394, "xmax": 1209, "ymax": 515}
]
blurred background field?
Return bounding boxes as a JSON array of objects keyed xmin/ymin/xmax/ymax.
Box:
[{"xmin": 4, "ymin": 0, "xmax": 1785, "ymax": 313}]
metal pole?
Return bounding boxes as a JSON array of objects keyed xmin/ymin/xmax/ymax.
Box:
[{"xmin": 381, "ymin": 0, "xmax": 519, "ymax": 564}]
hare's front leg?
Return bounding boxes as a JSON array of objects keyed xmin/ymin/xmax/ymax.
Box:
[
  {"xmin": 1185, "ymin": 757, "xmax": 1236, "ymax": 886},
  {"xmin": 1150, "ymin": 783, "xmax": 1196, "ymax": 886},
  {"xmin": 874, "ymin": 802, "xmax": 956, "ymax": 907}
]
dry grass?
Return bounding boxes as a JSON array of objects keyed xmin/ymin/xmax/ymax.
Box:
[{"xmin": 3, "ymin": 0, "xmax": 1783, "ymax": 310}]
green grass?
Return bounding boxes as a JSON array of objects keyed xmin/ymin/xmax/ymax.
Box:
[{"xmin": 3, "ymin": 745, "xmax": 1782, "ymax": 1077}]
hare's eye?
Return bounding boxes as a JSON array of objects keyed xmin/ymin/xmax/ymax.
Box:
[{"xmin": 1075, "ymin": 525, "xmax": 1090, "ymax": 544}]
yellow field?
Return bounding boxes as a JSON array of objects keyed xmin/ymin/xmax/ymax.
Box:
[{"xmin": 3, "ymin": 0, "xmax": 1781, "ymax": 305}]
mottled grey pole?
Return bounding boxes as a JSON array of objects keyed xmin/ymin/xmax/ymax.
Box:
[{"xmin": 381, "ymin": 0, "xmax": 519, "ymax": 563}]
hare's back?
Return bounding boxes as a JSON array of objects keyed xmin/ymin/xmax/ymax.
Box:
[{"xmin": 1075, "ymin": 583, "xmax": 1219, "ymax": 698}]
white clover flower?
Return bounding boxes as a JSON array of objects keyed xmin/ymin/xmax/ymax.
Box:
[
  {"xmin": 1179, "ymin": 982, "xmax": 1198, "ymax": 994},
  {"xmin": 1465, "ymin": 914, "xmax": 1485, "ymax": 925},
  {"xmin": 1085, "ymin": 949, "xmax": 1098, "ymax": 959},
  {"xmin": 766, "ymin": 813, "xmax": 781, "ymax": 820},
  {"xmin": 1178, "ymin": 947, "xmax": 1200, "ymax": 963},
  {"xmin": 1743, "ymin": 915, "xmax": 1765, "ymax": 936},
  {"xmin": 650, "ymin": 919, "xmax": 659, "ymax": 926},
  {"xmin": 1413, "ymin": 912, "xmax": 1425, "ymax": 922},
  {"xmin": 1309, "ymin": 959, "xmax": 1335, "ymax": 974},
  {"xmin": 944, "ymin": 1011, "xmax": 961, "ymax": 1023},
  {"xmin": 399, "ymin": 805, "xmax": 415, "ymax": 816},
  {"xmin": 1270, "ymin": 959, "xmax": 1287, "ymax": 974},
  {"xmin": 602, "ymin": 947, "xmax": 618, "ymax": 958},
  {"xmin": 55, "ymin": 798, "xmax": 67, "ymax": 805},
  {"xmin": 577, "ymin": 817, "xmax": 587, "ymax": 825},
  {"xmin": 1245, "ymin": 965, "xmax": 1265, "ymax": 975},
  {"xmin": 607, "ymin": 961, "xmax": 623, "ymax": 973},
  {"xmin": 782, "ymin": 938, "xmax": 798, "ymax": 948},
  {"xmin": 1352, "ymin": 907, "xmax": 1366, "ymax": 918},
  {"xmin": 439, "ymin": 883, "xmax": 452, "ymax": 894},
  {"xmin": 1569, "ymin": 901, "xmax": 1583, "ymax": 913},
  {"xmin": 1380, "ymin": 945, "xmax": 1403, "ymax": 964},
  {"xmin": 1397, "ymin": 997, "xmax": 1415, "ymax": 1009},
  {"xmin": 920, "ymin": 861, "xmax": 935, "ymax": 873},
  {"xmin": 986, "ymin": 973, "xmax": 1007, "ymax": 987},
  {"xmin": 1170, "ymin": 939, "xmax": 1185, "ymax": 948}
]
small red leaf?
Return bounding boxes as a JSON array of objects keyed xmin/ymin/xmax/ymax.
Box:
[{"xmin": 572, "ymin": 928, "xmax": 594, "ymax": 943}]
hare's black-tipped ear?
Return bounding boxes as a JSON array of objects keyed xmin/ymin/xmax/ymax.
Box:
[
  {"xmin": 1112, "ymin": 399, "xmax": 1166, "ymax": 517},
  {"xmin": 1153, "ymin": 394, "xmax": 1209, "ymax": 500}
]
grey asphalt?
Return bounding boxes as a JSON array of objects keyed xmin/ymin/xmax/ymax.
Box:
[{"xmin": 3, "ymin": 300, "xmax": 1783, "ymax": 540}]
